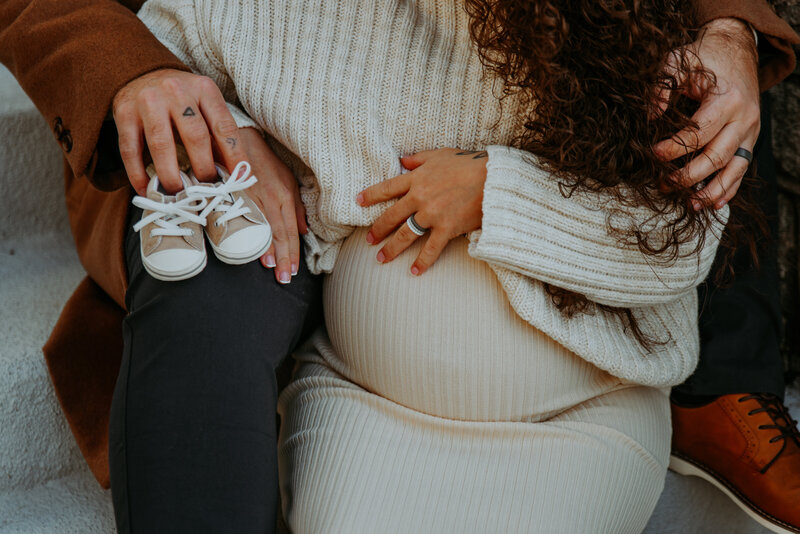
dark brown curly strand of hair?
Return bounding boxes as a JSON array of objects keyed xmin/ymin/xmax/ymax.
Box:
[{"xmin": 464, "ymin": 0, "xmax": 763, "ymax": 350}]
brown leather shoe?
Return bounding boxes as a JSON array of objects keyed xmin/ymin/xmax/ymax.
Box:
[{"xmin": 671, "ymin": 393, "xmax": 800, "ymax": 534}]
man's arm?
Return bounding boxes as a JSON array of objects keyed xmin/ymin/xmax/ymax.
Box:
[
  {"xmin": 693, "ymin": 0, "xmax": 799, "ymax": 91},
  {"xmin": 655, "ymin": 1, "xmax": 799, "ymax": 209},
  {"xmin": 0, "ymin": 0, "xmax": 190, "ymax": 190},
  {"xmin": 0, "ymin": 0, "xmax": 307, "ymax": 281}
]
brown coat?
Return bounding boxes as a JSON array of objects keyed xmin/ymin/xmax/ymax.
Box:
[{"xmin": 0, "ymin": 0, "xmax": 798, "ymax": 490}]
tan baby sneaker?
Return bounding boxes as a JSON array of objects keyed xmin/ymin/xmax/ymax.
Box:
[
  {"xmin": 188, "ymin": 161, "xmax": 272, "ymax": 265},
  {"xmin": 132, "ymin": 166, "xmax": 208, "ymax": 281}
]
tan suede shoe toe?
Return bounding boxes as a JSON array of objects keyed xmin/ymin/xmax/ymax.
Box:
[
  {"xmin": 188, "ymin": 161, "xmax": 272, "ymax": 265},
  {"xmin": 671, "ymin": 393, "xmax": 800, "ymax": 534},
  {"xmin": 132, "ymin": 166, "xmax": 208, "ymax": 281}
]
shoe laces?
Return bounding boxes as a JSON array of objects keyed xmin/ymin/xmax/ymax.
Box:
[
  {"xmin": 187, "ymin": 161, "xmax": 258, "ymax": 227},
  {"xmin": 132, "ymin": 194, "xmax": 208, "ymax": 237},
  {"xmin": 739, "ymin": 393, "xmax": 800, "ymax": 473}
]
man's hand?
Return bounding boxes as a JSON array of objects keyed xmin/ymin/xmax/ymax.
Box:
[
  {"xmin": 239, "ymin": 127, "xmax": 307, "ymax": 283},
  {"xmin": 113, "ymin": 68, "xmax": 248, "ymax": 195},
  {"xmin": 654, "ymin": 18, "xmax": 760, "ymax": 210}
]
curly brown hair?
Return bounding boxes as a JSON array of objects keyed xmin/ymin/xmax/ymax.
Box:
[{"xmin": 464, "ymin": 0, "xmax": 758, "ymax": 349}]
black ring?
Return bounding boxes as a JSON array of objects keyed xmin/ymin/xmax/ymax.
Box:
[
  {"xmin": 733, "ymin": 147, "xmax": 753, "ymax": 164},
  {"xmin": 406, "ymin": 214, "xmax": 428, "ymax": 236}
]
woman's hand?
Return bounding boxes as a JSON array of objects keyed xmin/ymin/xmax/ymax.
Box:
[
  {"xmin": 357, "ymin": 148, "xmax": 487, "ymax": 275},
  {"xmin": 238, "ymin": 127, "xmax": 308, "ymax": 284}
]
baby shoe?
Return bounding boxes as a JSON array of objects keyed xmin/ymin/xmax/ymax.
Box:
[
  {"xmin": 187, "ymin": 161, "xmax": 272, "ymax": 265},
  {"xmin": 132, "ymin": 166, "xmax": 208, "ymax": 281}
]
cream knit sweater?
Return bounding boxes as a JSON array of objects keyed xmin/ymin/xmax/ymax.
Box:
[{"xmin": 138, "ymin": 0, "xmax": 727, "ymax": 388}]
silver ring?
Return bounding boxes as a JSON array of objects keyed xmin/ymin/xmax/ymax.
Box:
[
  {"xmin": 406, "ymin": 214, "xmax": 428, "ymax": 236},
  {"xmin": 733, "ymin": 147, "xmax": 753, "ymax": 164}
]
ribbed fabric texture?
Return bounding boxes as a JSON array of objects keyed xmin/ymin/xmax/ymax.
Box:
[
  {"xmin": 137, "ymin": 0, "xmax": 727, "ymax": 387},
  {"xmin": 323, "ymin": 229, "xmax": 624, "ymax": 422},
  {"xmin": 280, "ymin": 365, "xmax": 670, "ymax": 534},
  {"xmin": 263, "ymin": 234, "xmax": 667, "ymax": 533},
  {"xmin": 276, "ymin": 232, "xmax": 671, "ymax": 533}
]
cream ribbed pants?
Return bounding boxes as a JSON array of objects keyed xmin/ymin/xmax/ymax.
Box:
[{"xmin": 278, "ymin": 230, "xmax": 670, "ymax": 533}]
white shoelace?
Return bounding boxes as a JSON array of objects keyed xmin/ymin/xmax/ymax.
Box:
[
  {"xmin": 132, "ymin": 194, "xmax": 208, "ymax": 237},
  {"xmin": 187, "ymin": 161, "xmax": 259, "ymax": 227}
]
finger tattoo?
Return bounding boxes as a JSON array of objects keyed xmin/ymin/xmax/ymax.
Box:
[
  {"xmin": 456, "ymin": 150, "xmax": 488, "ymax": 159},
  {"xmin": 182, "ymin": 107, "xmax": 196, "ymax": 117},
  {"xmin": 226, "ymin": 137, "xmax": 237, "ymax": 148}
]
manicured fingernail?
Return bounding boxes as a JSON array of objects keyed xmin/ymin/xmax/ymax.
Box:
[
  {"xmin": 265, "ymin": 255, "xmax": 276, "ymax": 268},
  {"xmin": 279, "ymin": 271, "xmax": 291, "ymax": 284},
  {"xmin": 715, "ymin": 200, "xmax": 727, "ymax": 210},
  {"xmin": 356, "ymin": 193, "xmax": 364, "ymax": 206},
  {"xmin": 692, "ymin": 201, "xmax": 702, "ymax": 211},
  {"xmin": 376, "ymin": 250, "xmax": 386, "ymax": 263},
  {"xmin": 366, "ymin": 232, "xmax": 375, "ymax": 244},
  {"xmin": 291, "ymin": 263, "xmax": 298, "ymax": 276},
  {"xmin": 411, "ymin": 265, "xmax": 420, "ymax": 276}
]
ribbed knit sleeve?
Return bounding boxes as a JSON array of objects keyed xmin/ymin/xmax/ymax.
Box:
[
  {"xmin": 470, "ymin": 145, "xmax": 728, "ymax": 308},
  {"xmin": 486, "ymin": 263, "xmax": 702, "ymax": 386},
  {"xmin": 137, "ymin": 0, "xmax": 260, "ymax": 131}
]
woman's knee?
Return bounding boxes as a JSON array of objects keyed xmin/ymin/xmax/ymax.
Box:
[{"xmin": 554, "ymin": 385, "xmax": 671, "ymax": 467}]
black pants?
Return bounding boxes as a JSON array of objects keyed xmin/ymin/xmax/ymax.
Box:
[
  {"xmin": 674, "ymin": 96, "xmax": 784, "ymax": 400},
  {"xmin": 110, "ymin": 207, "xmax": 321, "ymax": 533}
]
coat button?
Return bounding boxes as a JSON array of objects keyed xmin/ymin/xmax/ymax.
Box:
[
  {"xmin": 60, "ymin": 131, "xmax": 73, "ymax": 153},
  {"xmin": 53, "ymin": 117, "xmax": 63, "ymax": 137}
]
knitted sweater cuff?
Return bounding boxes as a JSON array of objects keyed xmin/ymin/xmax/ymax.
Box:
[{"xmin": 470, "ymin": 145, "xmax": 727, "ymax": 307}]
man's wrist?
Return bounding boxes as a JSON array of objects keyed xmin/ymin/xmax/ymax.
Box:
[
  {"xmin": 703, "ymin": 17, "xmax": 756, "ymax": 46},
  {"xmin": 702, "ymin": 17, "xmax": 758, "ymax": 66}
]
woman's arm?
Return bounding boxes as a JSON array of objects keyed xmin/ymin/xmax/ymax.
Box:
[
  {"xmin": 471, "ymin": 145, "xmax": 726, "ymax": 308},
  {"xmin": 360, "ymin": 145, "xmax": 727, "ymax": 308}
]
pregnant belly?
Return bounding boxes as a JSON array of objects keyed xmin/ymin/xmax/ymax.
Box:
[{"xmin": 323, "ymin": 228, "xmax": 619, "ymax": 421}]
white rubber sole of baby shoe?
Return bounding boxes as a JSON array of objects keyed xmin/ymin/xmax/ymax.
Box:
[
  {"xmin": 141, "ymin": 251, "xmax": 208, "ymax": 282},
  {"xmin": 209, "ymin": 232, "xmax": 272, "ymax": 266}
]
